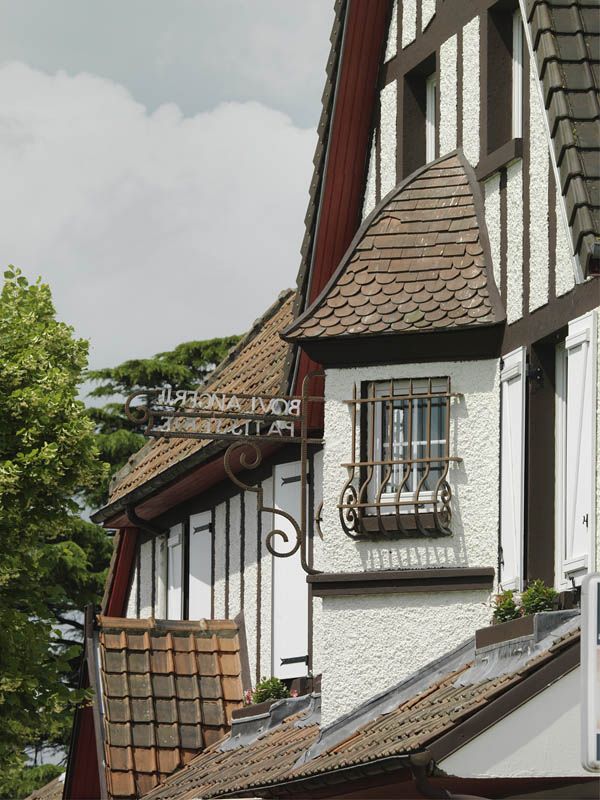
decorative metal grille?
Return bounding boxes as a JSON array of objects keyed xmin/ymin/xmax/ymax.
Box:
[{"xmin": 338, "ymin": 378, "xmax": 461, "ymax": 537}]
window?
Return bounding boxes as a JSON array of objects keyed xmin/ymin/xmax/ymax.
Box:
[
  {"xmin": 485, "ymin": 2, "xmax": 523, "ymax": 153},
  {"xmin": 425, "ymin": 74, "xmax": 437, "ymax": 163},
  {"xmin": 188, "ymin": 511, "xmax": 212, "ymax": 620},
  {"xmin": 555, "ymin": 312, "xmax": 597, "ymax": 589},
  {"xmin": 339, "ymin": 378, "xmax": 458, "ymax": 536},
  {"xmin": 167, "ymin": 524, "xmax": 183, "ymax": 619},
  {"xmin": 402, "ymin": 53, "xmax": 436, "ymax": 177}
]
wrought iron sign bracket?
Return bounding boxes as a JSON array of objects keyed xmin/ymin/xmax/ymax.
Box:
[{"xmin": 125, "ymin": 372, "xmax": 324, "ymax": 575}]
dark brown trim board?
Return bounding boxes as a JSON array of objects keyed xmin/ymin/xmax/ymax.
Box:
[
  {"xmin": 475, "ymin": 138, "xmax": 523, "ymax": 182},
  {"xmin": 307, "ymin": 567, "xmax": 495, "ymax": 597},
  {"xmin": 296, "ymin": 324, "xmax": 505, "ymax": 369}
]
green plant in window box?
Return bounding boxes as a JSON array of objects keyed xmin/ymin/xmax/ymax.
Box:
[
  {"xmin": 250, "ymin": 676, "xmax": 291, "ymax": 705},
  {"xmin": 521, "ymin": 579, "xmax": 558, "ymax": 615},
  {"xmin": 492, "ymin": 590, "xmax": 522, "ymax": 623}
]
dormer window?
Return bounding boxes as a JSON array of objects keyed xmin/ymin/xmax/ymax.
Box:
[
  {"xmin": 339, "ymin": 378, "xmax": 461, "ymax": 537},
  {"xmin": 402, "ymin": 53, "xmax": 437, "ymax": 177}
]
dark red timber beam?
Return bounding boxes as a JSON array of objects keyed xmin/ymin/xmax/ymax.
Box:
[
  {"xmin": 104, "ymin": 527, "xmax": 139, "ymax": 616},
  {"xmin": 295, "ymin": 0, "xmax": 391, "ymax": 399}
]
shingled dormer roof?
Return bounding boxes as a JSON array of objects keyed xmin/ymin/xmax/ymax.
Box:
[{"xmin": 283, "ymin": 152, "xmax": 504, "ymax": 366}]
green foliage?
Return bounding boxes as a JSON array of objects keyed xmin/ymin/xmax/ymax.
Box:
[
  {"xmin": 251, "ymin": 677, "xmax": 290, "ymax": 705},
  {"xmin": 521, "ymin": 579, "xmax": 558, "ymax": 615},
  {"xmin": 0, "ymin": 763, "xmax": 64, "ymax": 800},
  {"xmin": 0, "ymin": 267, "xmax": 109, "ymax": 781},
  {"xmin": 492, "ymin": 590, "xmax": 522, "ymax": 623},
  {"xmin": 83, "ymin": 335, "xmax": 240, "ymax": 507},
  {"xmin": 86, "ymin": 336, "xmax": 241, "ymax": 398}
]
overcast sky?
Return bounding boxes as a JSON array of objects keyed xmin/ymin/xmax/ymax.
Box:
[{"xmin": 0, "ymin": 0, "xmax": 333, "ymax": 373}]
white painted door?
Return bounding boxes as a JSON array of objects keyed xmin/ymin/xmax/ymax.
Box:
[
  {"xmin": 188, "ymin": 511, "xmax": 212, "ymax": 620},
  {"xmin": 556, "ymin": 312, "xmax": 597, "ymax": 587},
  {"xmin": 167, "ymin": 523, "xmax": 183, "ymax": 619},
  {"xmin": 272, "ymin": 461, "xmax": 309, "ymax": 680},
  {"xmin": 500, "ymin": 347, "xmax": 526, "ymax": 590}
]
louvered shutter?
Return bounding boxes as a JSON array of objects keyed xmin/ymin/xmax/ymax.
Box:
[
  {"xmin": 500, "ymin": 347, "xmax": 526, "ymax": 590},
  {"xmin": 272, "ymin": 461, "xmax": 309, "ymax": 680},
  {"xmin": 167, "ymin": 524, "xmax": 183, "ymax": 620},
  {"xmin": 559, "ymin": 312, "xmax": 597, "ymax": 584},
  {"xmin": 188, "ymin": 511, "xmax": 212, "ymax": 620}
]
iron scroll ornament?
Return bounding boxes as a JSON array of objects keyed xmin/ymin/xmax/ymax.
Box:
[{"xmin": 124, "ymin": 371, "xmax": 325, "ymax": 575}]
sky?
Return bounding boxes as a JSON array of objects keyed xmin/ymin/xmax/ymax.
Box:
[{"xmin": 0, "ymin": 0, "xmax": 334, "ymax": 373}]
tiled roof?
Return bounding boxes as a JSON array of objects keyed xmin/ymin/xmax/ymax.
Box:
[
  {"xmin": 143, "ymin": 706, "xmax": 320, "ymax": 800},
  {"xmin": 526, "ymin": 0, "xmax": 600, "ymax": 274},
  {"xmin": 139, "ymin": 618, "xmax": 579, "ymax": 799},
  {"xmin": 284, "ymin": 153, "xmax": 504, "ymax": 343},
  {"xmin": 101, "ymin": 289, "xmax": 295, "ymax": 510},
  {"xmin": 93, "ymin": 616, "xmax": 245, "ymax": 799},
  {"xmin": 23, "ymin": 775, "xmax": 65, "ymax": 800}
]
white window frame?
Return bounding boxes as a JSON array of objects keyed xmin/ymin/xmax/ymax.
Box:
[
  {"xmin": 512, "ymin": 9, "xmax": 523, "ymax": 138},
  {"xmin": 425, "ymin": 73, "xmax": 437, "ymax": 163},
  {"xmin": 370, "ymin": 378, "xmax": 449, "ymax": 511},
  {"xmin": 188, "ymin": 511, "xmax": 212, "ymax": 621}
]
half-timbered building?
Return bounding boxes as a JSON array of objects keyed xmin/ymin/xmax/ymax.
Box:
[{"xmin": 65, "ymin": 0, "xmax": 599, "ymax": 797}]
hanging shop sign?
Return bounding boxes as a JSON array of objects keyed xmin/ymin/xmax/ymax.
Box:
[
  {"xmin": 124, "ymin": 373, "xmax": 324, "ymax": 575},
  {"xmin": 125, "ymin": 385, "xmax": 319, "ymax": 442}
]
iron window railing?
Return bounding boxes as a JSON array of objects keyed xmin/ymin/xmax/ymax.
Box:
[{"xmin": 338, "ymin": 378, "xmax": 462, "ymax": 537}]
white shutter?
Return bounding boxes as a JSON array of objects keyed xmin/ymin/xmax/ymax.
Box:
[
  {"xmin": 500, "ymin": 347, "xmax": 526, "ymax": 590},
  {"xmin": 167, "ymin": 524, "xmax": 183, "ymax": 620},
  {"xmin": 188, "ymin": 511, "xmax": 212, "ymax": 620},
  {"xmin": 272, "ymin": 461, "xmax": 309, "ymax": 680},
  {"xmin": 558, "ymin": 311, "xmax": 597, "ymax": 585}
]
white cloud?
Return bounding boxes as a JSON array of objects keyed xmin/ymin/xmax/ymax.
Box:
[{"xmin": 0, "ymin": 62, "xmax": 316, "ymax": 370}]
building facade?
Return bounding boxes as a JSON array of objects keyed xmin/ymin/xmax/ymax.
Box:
[{"xmin": 65, "ymin": 1, "xmax": 599, "ymax": 797}]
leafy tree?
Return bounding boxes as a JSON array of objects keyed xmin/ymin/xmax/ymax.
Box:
[
  {"xmin": 0, "ymin": 268, "xmax": 109, "ymax": 788},
  {"xmin": 0, "ymin": 764, "xmax": 64, "ymax": 800},
  {"xmin": 84, "ymin": 335, "xmax": 240, "ymax": 508}
]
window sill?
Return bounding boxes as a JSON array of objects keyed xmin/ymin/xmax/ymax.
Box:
[
  {"xmin": 307, "ymin": 567, "xmax": 495, "ymax": 597},
  {"xmin": 475, "ymin": 138, "xmax": 523, "ymax": 182},
  {"xmin": 359, "ymin": 513, "xmax": 451, "ymax": 538}
]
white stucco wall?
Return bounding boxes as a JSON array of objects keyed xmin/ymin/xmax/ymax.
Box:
[
  {"xmin": 440, "ymin": 667, "xmax": 588, "ymax": 777},
  {"xmin": 315, "ymin": 591, "xmax": 491, "ymax": 725},
  {"xmin": 384, "ymin": 1, "xmax": 397, "ymax": 63},
  {"xmin": 318, "ymin": 360, "xmax": 500, "ymax": 574},
  {"xmin": 402, "ymin": 0, "xmax": 417, "ymax": 49},
  {"xmin": 243, "ymin": 490, "xmax": 259, "ymax": 685},
  {"xmin": 484, "ymin": 173, "xmax": 502, "ymax": 292},
  {"xmin": 528, "ymin": 61, "xmax": 550, "ymax": 313},
  {"xmin": 139, "ymin": 538, "xmax": 153, "ymax": 618},
  {"xmin": 259, "ymin": 477, "xmax": 273, "ymax": 680},
  {"xmin": 125, "ymin": 560, "xmax": 138, "ymax": 618},
  {"xmin": 228, "ymin": 494, "xmax": 241, "ymax": 619},
  {"xmin": 439, "ymin": 35, "xmax": 458, "ymax": 156},
  {"xmin": 461, "ymin": 17, "xmax": 480, "ymax": 166},
  {"xmin": 363, "ymin": 139, "xmax": 377, "ymax": 220},
  {"xmin": 379, "ymin": 81, "xmax": 397, "ymax": 198},
  {"xmin": 422, "ymin": 0, "xmax": 436, "ymax": 31},
  {"xmin": 506, "ymin": 159, "xmax": 524, "ymax": 323},
  {"xmin": 555, "ymin": 182, "xmax": 576, "ymax": 296},
  {"xmin": 213, "ymin": 501, "xmax": 226, "ymax": 618}
]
